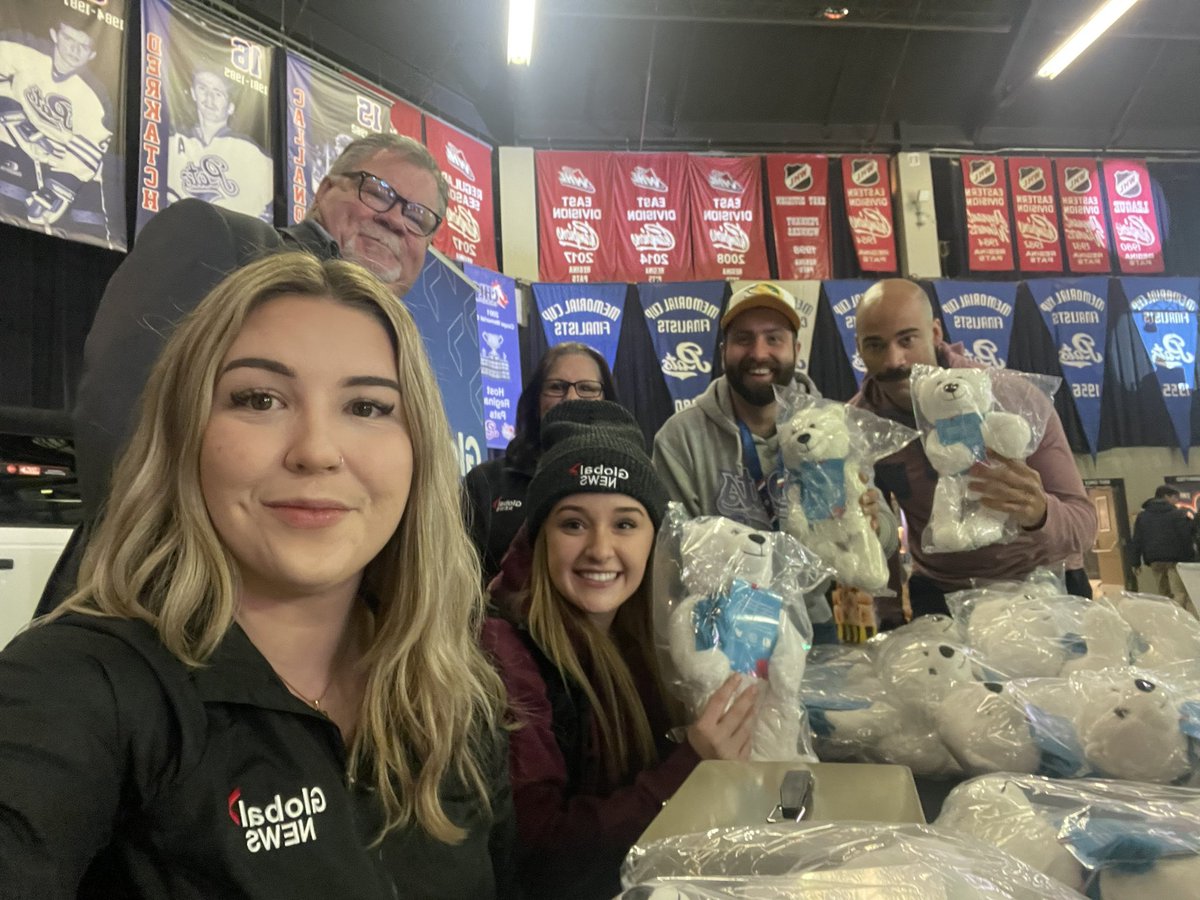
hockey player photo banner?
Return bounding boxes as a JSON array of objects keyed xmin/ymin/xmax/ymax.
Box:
[
  {"xmin": 1028, "ymin": 277, "xmax": 1110, "ymax": 456},
  {"xmin": 1103, "ymin": 159, "xmax": 1164, "ymax": 274},
  {"xmin": 0, "ymin": 0, "xmax": 129, "ymax": 250},
  {"xmin": 464, "ymin": 263, "xmax": 521, "ymax": 450},
  {"xmin": 285, "ymin": 52, "xmax": 397, "ymax": 225},
  {"xmin": 535, "ymin": 150, "xmax": 618, "ymax": 282},
  {"xmin": 532, "ymin": 282, "xmax": 627, "ymax": 370},
  {"xmin": 1008, "ymin": 157, "xmax": 1063, "ymax": 272},
  {"xmin": 611, "ymin": 152, "xmax": 692, "ymax": 283},
  {"xmin": 686, "ymin": 155, "xmax": 769, "ymax": 281},
  {"xmin": 1124, "ymin": 277, "xmax": 1200, "ymax": 458},
  {"xmin": 407, "ymin": 251, "xmax": 486, "ymax": 476},
  {"xmin": 638, "ymin": 280, "xmax": 724, "ymax": 412},
  {"xmin": 766, "ymin": 154, "xmax": 832, "ymax": 281},
  {"xmin": 932, "ymin": 281, "xmax": 1019, "ymax": 368},
  {"xmin": 822, "ymin": 280, "xmax": 877, "ymax": 387},
  {"xmin": 960, "ymin": 156, "xmax": 1014, "ymax": 271},
  {"xmin": 341, "ymin": 70, "xmax": 423, "ymax": 140},
  {"xmin": 1054, "ymin": 158, "xmax": 1111, "ymax": 274},
  {"xmin": 426, "ymin": 116, "xmax": 497, "ymax": 269},
  {"xmin": 840, "ymin": 155, "xmax": 898, "ymax": 272},
  {"xmin": 138, "ymin": 0, "xmax": 274, "ymax": 234}
]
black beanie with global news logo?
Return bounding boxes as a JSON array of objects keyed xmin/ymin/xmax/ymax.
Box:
[{"xmin": 525, "ymin": 400, "xmax": 669, "ymax": 539}]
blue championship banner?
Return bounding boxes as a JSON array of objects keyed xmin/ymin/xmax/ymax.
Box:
[
  {"xmin": 639, "ymin": 281, "xmax": 724, "ymax": 412},
  {"xmin": 822, "ymin": 280, "xmax": 876, "ymax": 387},
  {"xmin": 463, "ymin": 263, "xmax": 521, "ymax": 451},
  {"xmin": 532, "ymin": 282, "xmax": 628, "ymax": 370},
  {"xmin": 932, "ymin": 281, "xmax": 1020, "ymax": 367},
  {"xmin": 406, "ymin": 252, "xmax": 486, "ymax": 476},
  {"xmin": 0, "ymin": 0, "xmax": 129, "ymax": 250},
  {"xmin": 1028, "ymin": 278, "xmax": 1110, "ymax": 457},
  {"xmin": 285, "ymin": 52, "xmax": 392, "ymax": 225},
  {"xmin": 139, "ymin": 0, "xmax": 273, "ymax": 233},
  {"xmin": 1124, "ymin": 277, "xmax": 1200, "ymax": 458}
]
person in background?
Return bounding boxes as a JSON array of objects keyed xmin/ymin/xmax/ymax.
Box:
[
  {"xmin": 1, "ymin": 254, "xmax": 513, "ymax": 898},
  {"xmin": 483, "ymin": 400, "xmax": 755, "ymax": 899},
  {"xmin": 653, "ymin": 282, "xmax": 897, "ymax": 641},
  {"xmin": 852, "ymin": 278, "xmax": 1098, "ymax": 616},
  {"xmin": 465, "ymin": 342, "xmax": 617, "ymax": 584},
  {"xmin": 40, "ymin": 132, "xmax": 447, "ymax": 613},
  {"xmin": 1130, "ymin": 485, "xmax": 1199, "ymax": 616}
]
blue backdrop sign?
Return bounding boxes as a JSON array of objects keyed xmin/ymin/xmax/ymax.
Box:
[
  {"xmin": 532, "ymin": 282, "xmax": 628, "ymax": 370},
  {"xmin": 1124, "ymin": 277, "xmax": 1200, "ymax": 459},
  {"xmin": 822, "ymin": 280, "xmax": 875, "ymax": 387},
  {"xmin": 639, "ymin": 281, "xmax": 724, "ymax": 412},
  {"xmin": 933, "ymin": 281, "xmax": 1019, "ymax": 367},
  {"xmin": 407, "ymin": 253, "xmax": 485, "ymax": 476},
  {"xmin": 464, "ymin": 263, "xmax": 521, "ymax": 451},
  {"xmin": 1028, "ymin": 278, "xmax": 1109, "ymax": 458}
]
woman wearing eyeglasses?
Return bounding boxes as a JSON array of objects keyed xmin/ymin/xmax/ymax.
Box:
[{"xmin": 465, "ymin": 343, "xmax": 618, "ymax": 585}]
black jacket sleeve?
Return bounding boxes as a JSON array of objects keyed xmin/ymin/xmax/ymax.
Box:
[
  {"xmin": 0, "ymin": 622, "xmax": 180, "ymax": 897},
  {"xmin": 73, "ymin": 200, "xmax": 282, "ymax": 518}
]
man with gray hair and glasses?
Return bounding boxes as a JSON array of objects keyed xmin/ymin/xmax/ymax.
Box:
[{"xmin": 40, "ymin": 133, "xmax": 448, "ymax": 611}]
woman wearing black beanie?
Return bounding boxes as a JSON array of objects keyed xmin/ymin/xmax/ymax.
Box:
[{"xmin": 482, "ymin": 400, "xmax": 757, "ymax": 900}]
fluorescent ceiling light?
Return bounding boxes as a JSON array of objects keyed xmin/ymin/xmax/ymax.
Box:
[
  {"xmin": 1037, "ymin": 0, "xmax": 1141, "ymax": 79},
  {"xmin": 508, "ymin": 0, "xmax": 536, "ymax": 66}
]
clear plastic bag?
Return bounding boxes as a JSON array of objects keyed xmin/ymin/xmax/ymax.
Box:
[
  {"xmin": 1104, "ymin": 590, "xmax": 1200, "ymax": 670},
  {"xmin": 620, "ymin": 822, "xmax": 1087, "ymax": 899},
  {"xmin": 909, "ymin": 363, "xmax": 1060, "ymax": 554},
  {"xmin": 801, "ymin": 617, "xmax": 980, "ymax": 778},
  {"xmin": 935, "ymin": 773, "xmax": 1200, "ymax": 899},
  {"xmin": 653, "ymin": 503, "xmax": 833, "ymax": 761},
  {"xmin": 947, "ymin": 588, "xmax": 1134, "ymax": 679},
  {"xmin": 774, "ymin": 387, "xmax": 918, "ymax": 593}
]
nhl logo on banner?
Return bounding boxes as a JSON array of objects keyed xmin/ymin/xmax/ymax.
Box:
[
  {"xmin": 969, "ymin": 159, "xmax": 996, "ymax": 187},
  {"xmin": 1114, "ymin": 170, "xmax": 1142, "ymax": 199},
  {"xmin": 851, "ymin": 158, "xmax": 879, "ymax": 187},
  {"xmin": 1018, "ymin": 166, "xmax": 1046, "ymax": 193},
  {"xmin": 1064, "ymin": 167, "xmax": 1091, "ymax": 194},
  {"xmin": 784, "ymin": 163, "xmax": 813, "ymax": 192}
]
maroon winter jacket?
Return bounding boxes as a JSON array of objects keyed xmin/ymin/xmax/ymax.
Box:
[
  {"xmin": 482, "ymin": 617, "xmax": 699, "ymax": 899},
  {"xmin": 849, "ymin": 342, "xmax": 1097, "ymax": 591}
]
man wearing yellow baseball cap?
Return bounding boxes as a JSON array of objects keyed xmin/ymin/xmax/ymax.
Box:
[{"xmin": 652, "ymin": 282, "xmax": 898, "ymax": 642}]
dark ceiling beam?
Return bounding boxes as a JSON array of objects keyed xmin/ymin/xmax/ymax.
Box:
[
  {"xmin": 1106, "ymin": 39, "xmax": 1170, "ymax": 149},
  {"xmin": 668, "ymin": 24, "xmax": 697, "ymax": 138},
  {"xmin": 870, "ymin": 1, "xmax": 922, "ymax": 146},
  {"xmin": 513, "ymin": 117, "xmax": 1200, "ymax": 155},
  {"xmin": 970, "ymin": 0, "xmax": 1043, "ymax": 143}
]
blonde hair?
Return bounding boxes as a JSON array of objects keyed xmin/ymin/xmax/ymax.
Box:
[
  {"xmin": 54, "ymin": 252, "xmax": 504, "ymax": 844},
  {"xmin": 525, "ymin": 527, "xmax": 659, "ymax": 783}
]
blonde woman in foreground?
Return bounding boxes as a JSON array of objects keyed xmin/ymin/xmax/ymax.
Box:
[{"xmin": 0, "ymin": 253, "xmax": 514, "ymax": 898}]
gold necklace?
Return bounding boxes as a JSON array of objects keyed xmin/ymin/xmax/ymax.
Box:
[{"xmin": 277, "ymin": 669, "xmax": 337, "ymax": 716}]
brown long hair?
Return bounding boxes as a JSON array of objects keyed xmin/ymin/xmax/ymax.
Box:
[{"xmin": 525, "ymin": 527, "xmax": 660, "ymax": 783}]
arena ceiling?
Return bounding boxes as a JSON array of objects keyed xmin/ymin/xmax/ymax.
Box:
[{"xmin": 231, "ymin": 0, "xmax": 1200, "ymax": 153}]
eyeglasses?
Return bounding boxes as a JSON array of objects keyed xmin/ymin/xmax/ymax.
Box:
[
  {"xmin": 347, "ymin": 171, "xmax": 442, "ymax": 237},
  {"xmin": 542, "ymin": 379, "xmax": 604, "ymax": 399}
]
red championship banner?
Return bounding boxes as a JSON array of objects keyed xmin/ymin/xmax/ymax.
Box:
[
  {"xmin": 960, "ymin": 156, "xmax": 1014, "ymax": 271},
  {"xmin": 611, "ymin": 152, "xmax": 692, "ymax": 282},
  {"xmin": 1008, "ymin": 158, "xmax": 1063, "ymax": 272},
  {"xmin": 1055, "ymin": 158, "xmax": 1111, "ymax": 273},
  {"xmin": 686, "ymin": 155, "xmax": 769, "ymax": 281},
  {"xmin": 426, "ymin": 117, "xmax": 497, "ymax": 269},
  {"xmin": 536, "ymin": 150, "xmax": 618, "ymax": 282},
  {"xmin": 1103, "ymin": 159, "xmax": 1164, "ymax": 274},
  {"xmin": 841, "ymin": 155, "xmax": 898, "ymax": 272},
  {"xmin": 766, "ymin": 154, "xmax": 832, "ymax": 280}
]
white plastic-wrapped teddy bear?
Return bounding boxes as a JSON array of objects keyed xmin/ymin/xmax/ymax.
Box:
[
  {"xmin": 661, "ymin": 512, "xmax": 826, "ymax": 761},
  {"xmin": 911, "ymin": 365, "xmax": 1033, "ymax": 553}
]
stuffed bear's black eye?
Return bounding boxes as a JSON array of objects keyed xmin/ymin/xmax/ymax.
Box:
[
  {"xmin": 1135, "ymin": 678, "xmax": 1155, "ymax": 693},
  {"xmin": 938, "ymin": 645, "xmax": 955, "ymax": 659},
  {"xmin": 984, "ymin": 682, "xmax": 1003, "ymax": 694}
]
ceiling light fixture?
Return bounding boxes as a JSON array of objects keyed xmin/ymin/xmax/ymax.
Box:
[
  {"xmin": 507, "ymin": 0, "xmax": 536, "ymax": 66},
  {"xmin": 1036, "ymin": 0, "xmax": 1141, "ymax": 79}
]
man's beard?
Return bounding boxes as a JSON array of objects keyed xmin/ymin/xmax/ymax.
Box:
[{"xmin": 726, "ymin": 359, "xmax": 795, "ymax": 407}]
